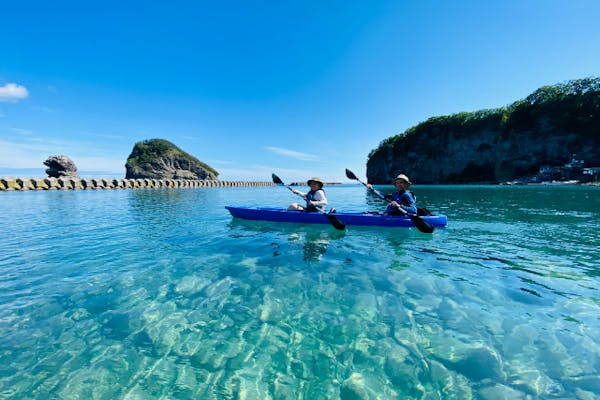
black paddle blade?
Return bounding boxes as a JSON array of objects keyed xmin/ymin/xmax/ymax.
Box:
[
  {"xmin": 409, "ymin": 215, "xmax": 434, "ymax": 234},
  {"xmin": 345, "ymin": 169, "xmax": 358, "ymax": 181},
  {"xmin": 271, "ymin": 173, "xmax": 284, "ymax": 185},
  {"xmin": 324, "ymin": 212, "xmax": 346, "ymax": 230}
]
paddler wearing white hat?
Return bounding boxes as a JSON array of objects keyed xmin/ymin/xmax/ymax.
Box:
[{"xmin": 367, "ymin": 173, "xmax": 417, "ymax": 215}]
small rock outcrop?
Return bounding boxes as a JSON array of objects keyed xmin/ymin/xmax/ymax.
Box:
[
  {"xmin": 125, "ymin": 139, "xmax": 218, "ymax": 180},
  {"xmin": 44, "ymin": 155, "xmax": 80, "ymax": 179}
]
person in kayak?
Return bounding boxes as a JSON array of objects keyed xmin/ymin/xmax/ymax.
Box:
[
  {"xmin": 367, "ymin": 174, "xmax": 417, "ymax": 216},
  {"xmin": 288, "ymin": 177, "xmax": 328, "ymax": 212}
]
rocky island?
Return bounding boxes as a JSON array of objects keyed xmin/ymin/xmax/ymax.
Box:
[
  {"xmin": 125, "ymin": 138, "xmax": 218, "ymax": 180},
  {"xmin": 367, "ymin": 77, "xmax": 600, "ymax": 184}
]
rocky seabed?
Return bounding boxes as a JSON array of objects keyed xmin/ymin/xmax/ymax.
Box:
[{"xmin": 0, "ymin": 177, "xmax": 274, "ymax": 191}]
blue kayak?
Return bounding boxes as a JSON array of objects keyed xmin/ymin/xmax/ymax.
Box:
[{"xmin": 225, "ymin": 206, "xmax": 447, "ymax": 228}]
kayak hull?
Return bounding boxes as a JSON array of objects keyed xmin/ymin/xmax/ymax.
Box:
[{"xmin": 225, "ymin": 206, "xmax": 447, "ymax": 228}]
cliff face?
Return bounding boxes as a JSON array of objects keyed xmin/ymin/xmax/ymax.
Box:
[
  {"xmin": 125, "ymin": 139, "xmax": 218, "ymax": 180},
  {"xmin": 367, "ymin": 78, "xmax": 600, "ymax": 184}
]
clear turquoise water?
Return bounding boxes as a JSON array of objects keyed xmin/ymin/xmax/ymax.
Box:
[{"xmin": 1, "ymin": 185, "xmax": 599, "ymax": 399}]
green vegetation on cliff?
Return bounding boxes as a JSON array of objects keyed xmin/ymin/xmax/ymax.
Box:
[
  {"xmin": 125, "ymin": 139, "xmax": 219, "ymax": 180},
  {"xmin": 367, "ymin": 77, "xmax": 600, "ymax": 184}
]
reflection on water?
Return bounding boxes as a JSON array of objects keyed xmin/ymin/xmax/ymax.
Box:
[{"xmin": 228, "ymin": 219, "xmax": 346, "ymax": 261}]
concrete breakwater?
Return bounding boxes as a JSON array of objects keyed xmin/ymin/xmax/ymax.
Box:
[{"xmin": 0, "ymin": 177, "xmax": 275, "ymax": 191}]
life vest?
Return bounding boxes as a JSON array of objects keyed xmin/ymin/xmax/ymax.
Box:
[
  {"xmin": 306, "ymin": 189, "xmax": 326, "ymax": 210},
  {"xmin": 392, "ymin": 190, "xmax": 415, "ymax": 206},
  {"xmin": 385, "ymin": 190, "xmax": 417, "ymax": 215}
]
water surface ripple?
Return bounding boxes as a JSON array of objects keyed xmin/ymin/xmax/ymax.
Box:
[{"xmin": 0, "ymin": 185, "xmax": 598, "ymax": 399}]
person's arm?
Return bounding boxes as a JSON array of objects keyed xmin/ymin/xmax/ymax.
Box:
[
  {"xmin": 291, "ymin": 189, "xmax": 307, "ymax": 198},
  {"xmin": 365, "ymin": 183, "xmax": 387, "ymax": 199}
]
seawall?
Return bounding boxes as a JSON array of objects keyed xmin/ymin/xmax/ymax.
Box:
[{"xmin": 0, "ymin": 178, "xmax": 274, "ymax": 191}]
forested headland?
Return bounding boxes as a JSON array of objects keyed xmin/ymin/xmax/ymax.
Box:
[{"xmin": 367, "ymin": 78, "xmax": 600, "ymax": 184}]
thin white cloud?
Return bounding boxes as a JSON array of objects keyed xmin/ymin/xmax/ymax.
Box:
[
  {"xmin": 0, "ymin": 139, "xmax": 53, "ymax": 168},
  {"xmin": 0, "ymin": 139, "xmax": 124, "ymax": 172},
  {"xmin": 11, "ymin": 128, "xmax": 33, "ymax": 136},
  {"xmin": 215, "ymin": 162, "xmax": 337, "ymax": 182},
  {"xmin": 33, "ymin": 106, "xmax": 54, "ymax": 113},
  {"xmin": 74, "ymin": 156, "xmax": 124, "ymax": 173},
  {"xmin": 264, "ymin": 146, "xmax": 318, "ymax": 161},
  {"xmin": 206, "ymin": 159, "xmax": 235, "ymax": 165},
  {"xmin": 0, "ymin": 83, "xmax": 29, "ymax": 102},
  {"xmin": 218, "ymin": 165, "xmax": 307, "ymax": 181},
  {"xmin": 78, "ymin": 131, "xmax": 128, "ymax": 141}
]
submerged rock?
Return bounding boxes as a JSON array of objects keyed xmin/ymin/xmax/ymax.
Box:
[
  {"xmin": 433, "ymin": 344, "xmax": 506, "ymax": 383},
  {"xmin": 340, "ymin": 372, "xmax": 397, "ymax": 400},
  {"xmin": 44, "ymin": 155, "xmax": 80, "ymax": 178},
  {"xmin": 478, "ymin": 383, "xmax": 527, "ymax": 400},
  {"xmin": 454, "ymin": 347, "xmax": 506, "ymax": 382}
]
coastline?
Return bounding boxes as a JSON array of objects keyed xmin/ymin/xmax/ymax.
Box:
[{"xmin": 2, "ymin": 176, "xmax": 597, "ymax": 192}]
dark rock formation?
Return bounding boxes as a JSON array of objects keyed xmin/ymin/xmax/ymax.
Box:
[
  {"xmin": 125, "ymin": 139, "xmax": 218, "ymax": 180},
  {"xmin": 44, "ymin": 155, "xmax": 80, "ymax": 178},
  {"xmin": 367, "ymin": 77, "xmax": 600, "ymax": 183}
]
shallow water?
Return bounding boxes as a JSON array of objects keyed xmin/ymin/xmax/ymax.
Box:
[{"xmin": 0, "ymin": 185, "xmax": 599, "ymax": 399}]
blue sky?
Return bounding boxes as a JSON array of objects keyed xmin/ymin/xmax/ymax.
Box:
[{"xmin": 1, "ymin": 0, "xmax": 600, "ymax": 182}]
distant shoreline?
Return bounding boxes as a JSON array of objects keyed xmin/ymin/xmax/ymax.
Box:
[
  {"xmin": 2, "ymin": 175, "xmax": 597, "ymax": 192},
  {"xmin": 289, "ymin": 182, "xmax": 343, "ymax": 186}
]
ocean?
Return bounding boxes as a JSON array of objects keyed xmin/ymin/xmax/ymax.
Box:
[{"xmin": 0, "ymin": 184, "xmax": 598, "ymax": 399}]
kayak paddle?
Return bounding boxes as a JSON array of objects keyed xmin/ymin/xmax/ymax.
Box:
[
  {"xmin": 272, "ymin": 173, "xmax": 346, "ymax": 231},
  {"xmin": 345, "ymin": 169, "xmax": 434, "ymax": 234}
]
